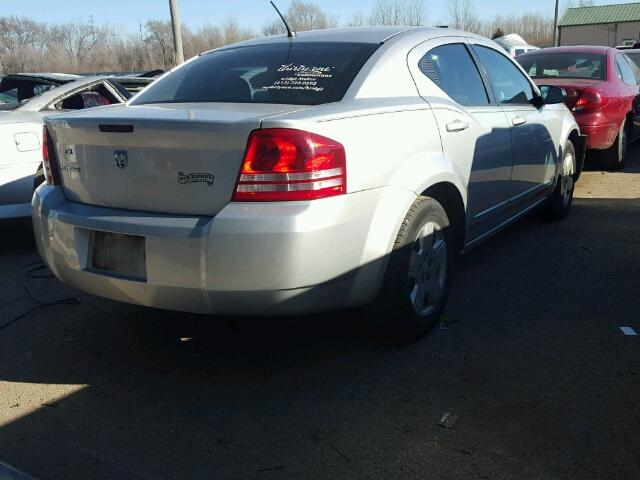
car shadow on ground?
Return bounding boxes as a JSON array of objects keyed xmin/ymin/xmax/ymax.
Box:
[{"xmin": 1, "ymin": 190, "xmax": 639, "ymax": 479}]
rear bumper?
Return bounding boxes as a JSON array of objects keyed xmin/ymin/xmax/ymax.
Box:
[
  {"xmin": 32, "ymin": 185, "xmax": 413, "ymax": 315},
  {"xmin": 578, "ymin": 122, "xmax": 619, "ymax": 150}
]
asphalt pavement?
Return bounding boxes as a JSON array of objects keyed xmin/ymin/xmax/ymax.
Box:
[{"xmin": 0, "ymin": 150, "xmax": 638, "ymax": 479}]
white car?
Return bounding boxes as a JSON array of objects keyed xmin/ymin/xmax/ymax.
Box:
[
  {"xmin": 33, "ymin": 27, "xmax": 585, "ymax": 342},
  {"xmin": 0, "ymin": 74, "xmax": 152, "ymax": 219},
  {"xmin": 493, "ymin": 34, "xmax": 540, "ymax": 58}
]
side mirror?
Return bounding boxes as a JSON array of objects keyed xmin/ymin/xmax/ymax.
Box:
[{"xmin": 538, "ymin": 85, "xmax": 567, "ymax": 105}]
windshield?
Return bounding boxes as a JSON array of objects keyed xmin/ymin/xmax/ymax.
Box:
[
  {"xmin": 517, "ymin": 52, "xmax": 607, "ymax": 80},
  {"xmin": 0, "ymin": 76, "xmax": 60, "ymax": 108},
  {"xmin": 132, "ymin": 42, "xmax": 379, "ymax": 106}
]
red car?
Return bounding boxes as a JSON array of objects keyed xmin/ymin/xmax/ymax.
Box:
[{"xmin": 517, "ymin": 46, "xmax": 640, "ymax": 169}]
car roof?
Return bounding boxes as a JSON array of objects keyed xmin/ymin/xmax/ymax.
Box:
[
  {"xmin": 7, "ymin": 72, "xmax": 82, "ymax": 83},
  {"xmin": 211, "ymin": 26, "xmax": 483, "ymax": 52},
  {"xmin": 518, "ymin": 45, "xmax": 614, "ymax": 57}
]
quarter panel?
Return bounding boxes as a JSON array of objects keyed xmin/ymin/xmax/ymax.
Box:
[{"xmin": 262, "ymin": 105, "xmax": 450, "ymax": 195}]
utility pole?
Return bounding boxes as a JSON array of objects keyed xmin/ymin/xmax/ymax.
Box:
[
  {"xmin": 168, "ymin": 0, "xmax": 184, "ymax": 65},
  {"xmin": 553, "ymin": 0, "xmax": 560, "ymax": 46}
]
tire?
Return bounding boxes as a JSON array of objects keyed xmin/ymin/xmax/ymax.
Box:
[
  {"xmin": 33, "ymin": 163, "xmax": 45, "ymax": 191},
  {"xmin": 601, "ymin": 119, "xmax": 628, "ymax": 170},
  {"xmin": 365, "ymin": 196, "xmax": 454, "ymax": 344},
  {"xmin": 541, "ymin": 140, "xmax": 575, "ymax": 221}
]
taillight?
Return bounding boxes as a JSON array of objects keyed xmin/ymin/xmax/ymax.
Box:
[
  {"xmin": 573, "ymin": 88, "xmax": 608, "ymax": 112},
  {"xmin": 42, "ymin": 126, "xmax": 61, "ymax": 185},
  {"xmin": 233, "ymin": 128, "xmax": 346, "ymax": 202}
]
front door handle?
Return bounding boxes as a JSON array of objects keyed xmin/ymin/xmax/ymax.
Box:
[
  {"xmin": 446, "ymin": 120, "xmax": 469, "ymax": 132},
  {"xmin": 512, "ymin": 116, "xmax": 527, "ymax": 126}
]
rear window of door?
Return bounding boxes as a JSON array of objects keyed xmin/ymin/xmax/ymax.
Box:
[
  {"xmin": 132, "ymin": 42, "xmax": 379, "ymax": 106},
  {"xmin": 474, "ymin": 45, "xmax": 535, "ymax": 105},
  {"xmin": 49, "ymin": 82, "xmax": 120, "ymax": 111},
  {"xmin": 418, "ymin": 43, "xmax": 489, "ymax": 106}
]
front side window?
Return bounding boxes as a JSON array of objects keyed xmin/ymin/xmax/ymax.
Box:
[
  {"xmin": 517, "ymin": 52, "xmax": 606, "ymax": 80},
  {"xmin": 132, "ymin": 42, "xmax": 379, "ymax": 106},
  {"xmin": 474, "ymin": 45, "xmax": 534, "ymax": 105},
  {"xmin": 418, "ymin": 43, "xmax": 489, "ymax": 106}
]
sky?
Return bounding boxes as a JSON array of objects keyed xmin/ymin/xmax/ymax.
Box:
[{"xmin": 4, "ymin": 0, "xmax": 640, "ymax": 32}]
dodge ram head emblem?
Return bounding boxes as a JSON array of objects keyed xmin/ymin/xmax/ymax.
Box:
[{"xmin": 114, "ymin": 150, "xmax": 128, "ymax": 169}]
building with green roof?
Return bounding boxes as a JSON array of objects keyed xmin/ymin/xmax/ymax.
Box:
[{"xmin": 558, "ymin": 2, "xmax": 640, "ymax": 47}]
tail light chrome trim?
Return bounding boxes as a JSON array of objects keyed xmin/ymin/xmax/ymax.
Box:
[
  {"xmin": 239, "ymin": 167, "xmax": 344, "ymax": 183},
  {"xmin": 236, "ymin": 178, "xmax": 343, "ymax": 193}
]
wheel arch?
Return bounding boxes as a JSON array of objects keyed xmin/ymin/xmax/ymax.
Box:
[{"xmin": 421, "ymin": 181, "xmax": 466, "ymax": 256}]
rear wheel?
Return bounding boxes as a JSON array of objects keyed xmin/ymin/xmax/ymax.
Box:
[
  {"xmin": 601, "ymin": 119, "xmax": 628, "ymax": 170},
  {"xmin": 365, "ymin": 196, "xmax": 453, "ymax": 344},
  {"xmin": 541, "ymin": 140, "xmax": 575, "ymax": 220}
]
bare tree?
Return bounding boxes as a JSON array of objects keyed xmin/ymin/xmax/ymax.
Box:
[
  {"xmin": 0, "ymin": 6, "xmax": 557, "ymax": 75},
  {"xmin": 448, "ymin": 0, "xmax": 482, "ymax": 33},
  {"xmin": 486, "ymin": 13, "xmax": 554, "ymax": 46},
  {"xmin": 347, "ymin": 11, "xmax": 368, "ymax": 27},
  {"xmin": 0, "ymin": 16, "xmax": 48, "ymax": 72},
  {"xmin": 368, "ymin": 0, "xmax": 425, "ymax": 26},
  {"xmin": 222, "ymin": 17, "xmax": 255, "ymax": 45},
  {"xmin": 262, "ymin": 0, "xmax": 338, "ymax": 35},
  {"xmin": 145, "ymin": 20, "xmax": 174, "ymax": 69}
]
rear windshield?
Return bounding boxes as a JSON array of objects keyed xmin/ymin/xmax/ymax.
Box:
[
  {"xmin": 517, "ymin": 52, "xmax": 607, "ymax": 80},
  {"xmin": 132, "ymin": 42, "xmax": 379, "ymax": 106}
]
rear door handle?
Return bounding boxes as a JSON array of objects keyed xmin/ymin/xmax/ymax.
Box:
[
  {"xmin": 512, "ymin": 116, "xmax": 527, "ymax": 126},
  {"xmin": 446, "ymin": 120, "xmax": 469, "ymax": 132}
]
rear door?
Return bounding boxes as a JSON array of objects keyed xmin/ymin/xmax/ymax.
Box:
[
  {"xmin": 408, "ymin": 39, "xmax": 514, "ymax": 242},
  {"xmin": 472, "ymin": 43, "xmax": 559, "ymax": 203}
]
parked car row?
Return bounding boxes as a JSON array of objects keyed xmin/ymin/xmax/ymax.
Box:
[
  {"xmin": 31, "ymin": 27, "xmax": 584, "ymax": 343},
  {"xmin": 0, "ymin": 72, "xmax": 159, "ymax": 219}
]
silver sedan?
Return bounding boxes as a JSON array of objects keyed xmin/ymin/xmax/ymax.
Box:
[{"xmin": 33, "ymin": 27, "xmax": 584, "ymax": 343}]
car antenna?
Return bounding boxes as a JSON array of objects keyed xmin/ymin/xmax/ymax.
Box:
[{"xmin": 270, "ymin": 1, "xmax": 295, "ymax": 38}]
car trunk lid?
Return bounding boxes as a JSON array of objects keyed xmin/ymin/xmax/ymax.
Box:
[{"xmin": 47, "ymin": 103, "xmax": 310, "ymax": 216}]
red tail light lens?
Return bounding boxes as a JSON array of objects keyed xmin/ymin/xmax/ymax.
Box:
[
  {"xmin": 233, "ymin": 129, "xmax": 346, "ymax": 202},
  {"xmin": 42, "ymin": 126, "xmax": 61, "ymax": 185},
  {"xmin": 573, "ymin": 88, "xmax": 608, "ymax": 111}
]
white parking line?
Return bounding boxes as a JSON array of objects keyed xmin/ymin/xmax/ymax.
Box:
[{"xmin": 619, "ymin": 326, "xmax": 638, "ymax": 336}]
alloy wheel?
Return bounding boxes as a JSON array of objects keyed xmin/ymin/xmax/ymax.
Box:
[{"xmin": 407, "ymin": 221, "xmax": 448, "ymax": 317}]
